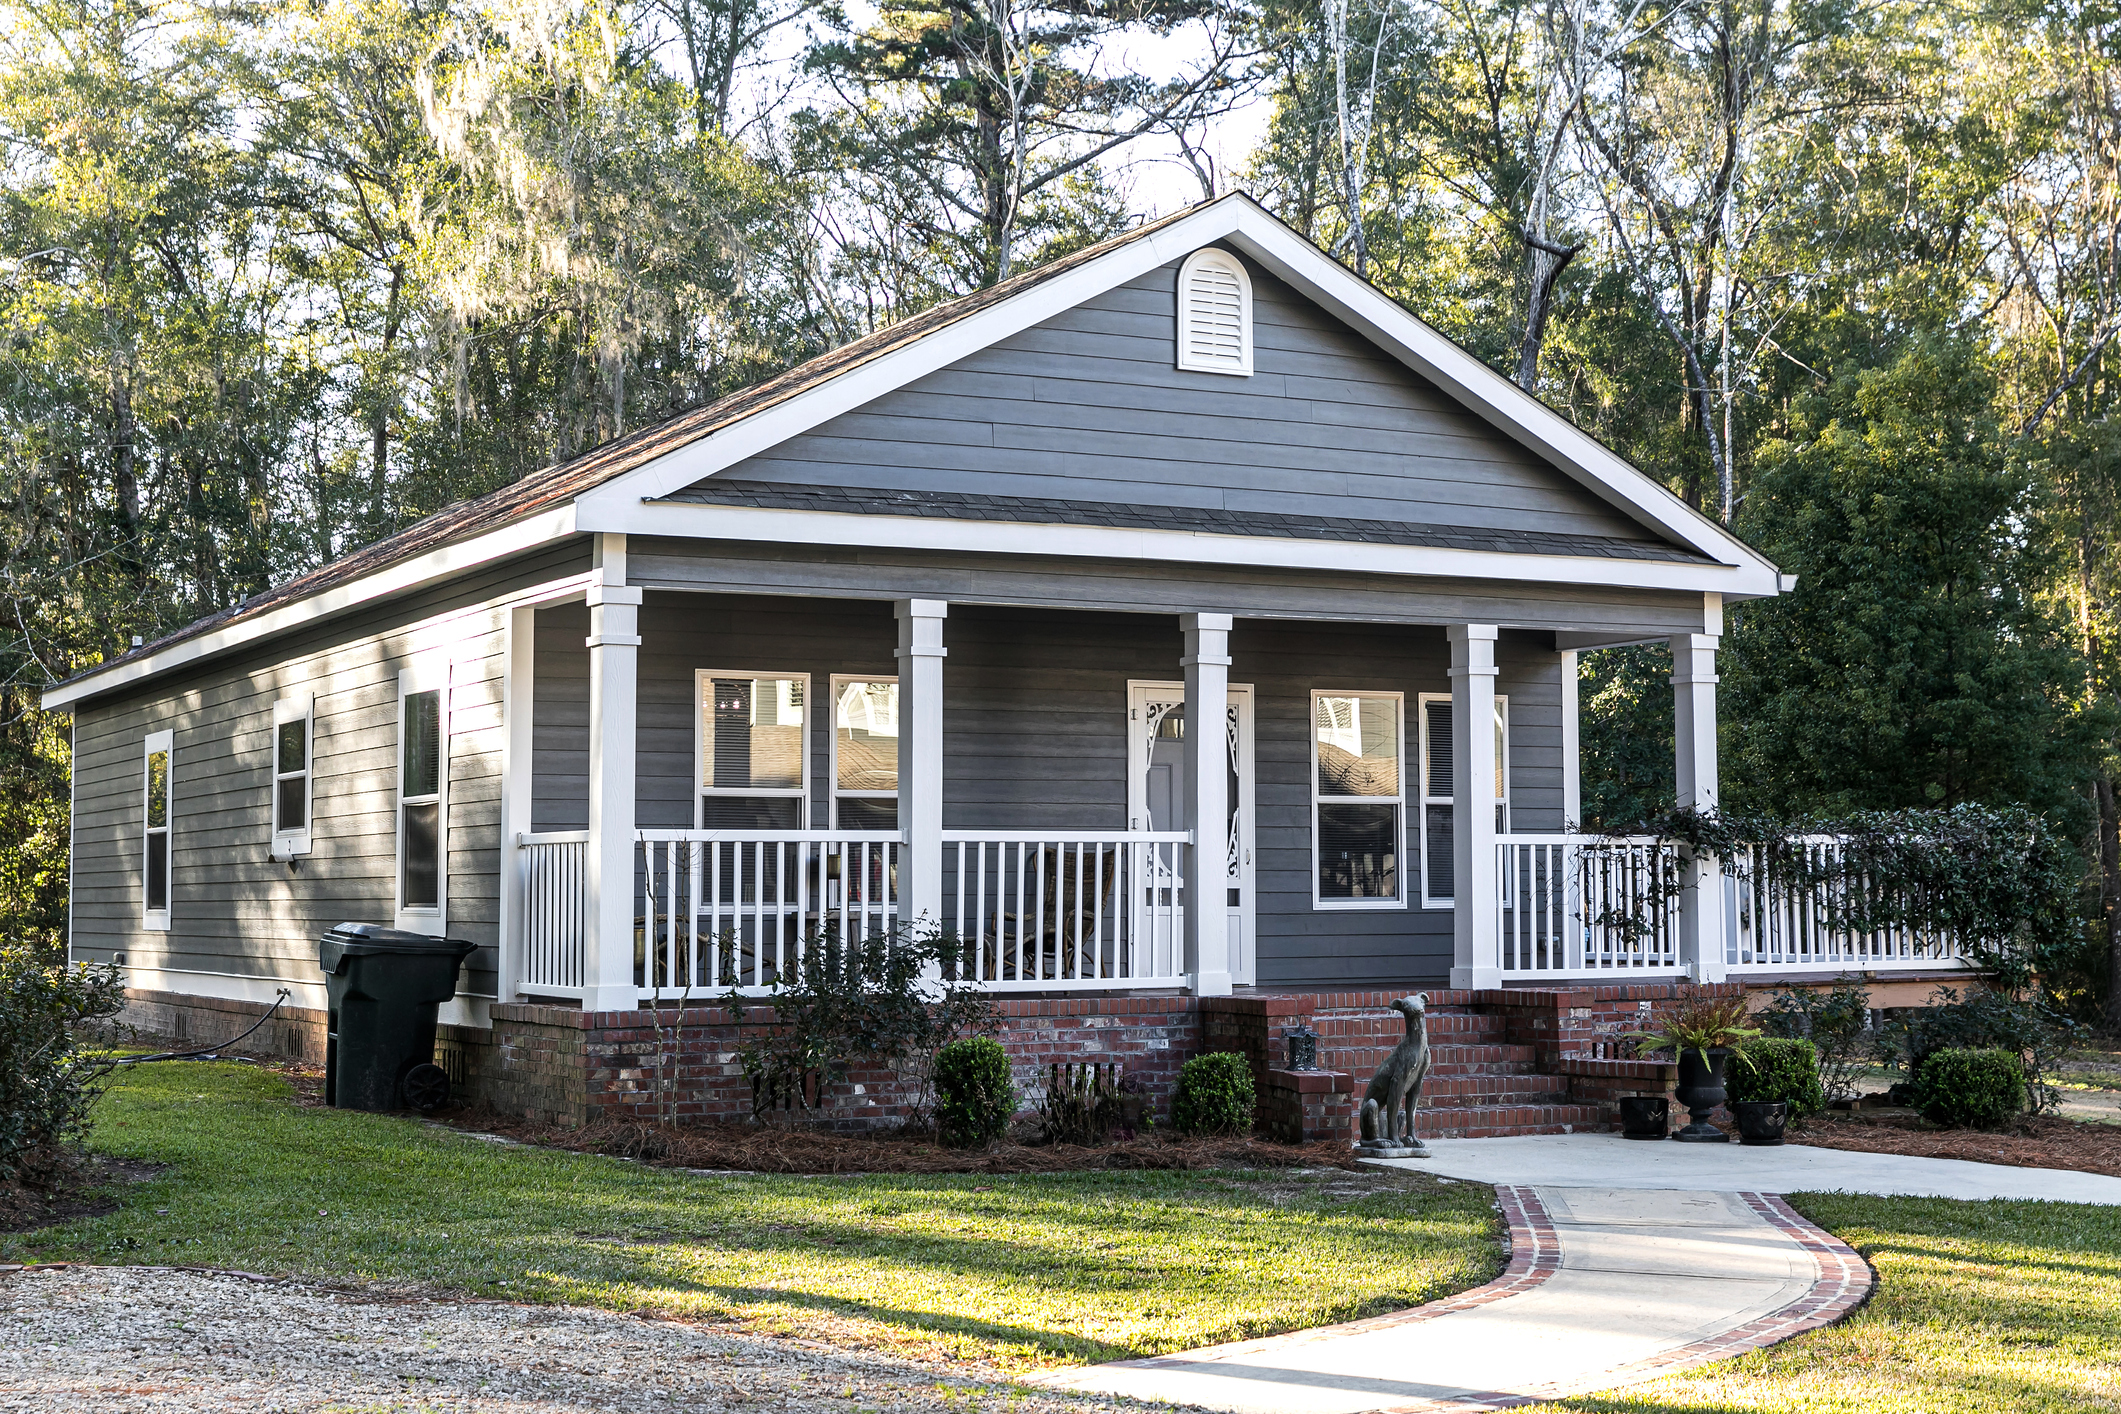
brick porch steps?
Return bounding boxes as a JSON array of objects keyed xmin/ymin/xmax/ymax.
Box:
[{"xmin": 1414, "ymin": 1102, "xmax": 1607, "ymax": 1140}]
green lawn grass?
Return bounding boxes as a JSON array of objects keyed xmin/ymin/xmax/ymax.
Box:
[
  {"xmin": 15, "ymin": 1060, "xmax": 1500, "ymax": 1370},
  {"xmin": 1531, "ymin": 1193, "xmax": 2121, "ymax": 1414}
]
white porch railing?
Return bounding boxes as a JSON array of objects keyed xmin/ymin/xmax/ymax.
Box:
[
  {"xmin": 1726, "ymin": 835, "xmax": 1967, "ymax": 972},
  {"xmin": 518, "ymin": 830, "xmax": 590, "ymax": 997},
  {"xmin": 1496, "ymin": 834, "xmax": 1685, "ymax": 978},
  {"xmin": 637, "ymin": 830, "xmax": 902, "ymax": 997},
  {"xmin": 941, "ymin": 831, "xmax": 1192, "ymax": 990}
]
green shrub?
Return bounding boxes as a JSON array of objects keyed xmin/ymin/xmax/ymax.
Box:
[
  {"xmin": 1915, "ymin": 1047, "xmax": 2025, "ymax": 1129},
  {"xmin": 1171, "ymin": 1052, "xmax": 1255, "ymax": 1136},
  {"xmin": 1881, "ymin": 987, "xmax": 2071, "ymax": 1113},
  {"xmin": 0, "ymin": 950, "xmax": 126, "ymax": 1179},
  {"xmin": 934, "ymin": 1037, "xmax": 1015, "ymax": 1147},
  {"xmin": 1755, "ymin": 982, "xmax": 1876, "ymax": 1104},
  {"xmin": 1727, "ymin": 1037, "xmax": 1827, "ymax": 1117}
]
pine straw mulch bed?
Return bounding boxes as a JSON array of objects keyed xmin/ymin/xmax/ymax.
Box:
[
  {"xmin": 1791, "ymin": 1109, "xmax": 2121, "ymax": 1179},
  {"xmin": 444, "ymin": 1111, "xmax": 1367, "ymax": 1175},
  {"xmin": 0, "ymin": 1152, "xmax": 168, "ymax": 1234}
]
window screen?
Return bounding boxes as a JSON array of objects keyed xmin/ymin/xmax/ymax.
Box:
[
  {"xmin": 833, "ymin": 678, "xmax": 898, "ymax": 830},
  {"xmin": 401, "ymin": 687, "xmax": 442, "ymax": 910},
  {"xmin": 1312, "ymin": 693, "xmax": 1402, "ymax": 904}
]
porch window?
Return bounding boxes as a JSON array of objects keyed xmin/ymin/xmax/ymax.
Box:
[
  {"xmin": 1418, "ymin": 695, "xmax": 1510, "ymax": 907},
  {"xmin": 1311, "ymin": 691, "xmax": 1403, "ymax": 907},
  {"xmin": 832, "ymin": 677, "xmax": 898, "ymax": 830},
  {"xmin": 397, "ymin": 664, "xmax": 446, "ymax": 919},
  {"xmin": 271, "ymin": 695, "xmax": 313, "ymax": 858},
  {"xmin": 697, "ymin": 671, "xmax": 809, "ymax": 829},
  {"xmin": 143, "ymin": 730, "xmax": 172, "ymax": 929}
]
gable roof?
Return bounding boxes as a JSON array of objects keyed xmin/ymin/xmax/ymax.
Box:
[{"xmin": 44, "ymin": 192, "xmax": 1782, "ymax": 710}]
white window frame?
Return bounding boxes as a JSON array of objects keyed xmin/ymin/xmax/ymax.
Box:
[
  {"xmin": 142, "ymin": 729, "xmax": 172, "ymax": 930},
  {"xmin": 1417, "ymin": 693, "xmax": 1511, "ymax": 909},
  {"xmin": 695, "ymin": 669, "xmax": 812, "ymax": 829},
  {"xmin": 270, "ymin": 694, "xmax": 314, "ymax": 860},
  {"xmin": 1309, "ymin": 689, "xmax": 1407, "ymax": 910},
  {"xmin": 396, "ymin": 660, "xmax": 448, "ymax": 930},
  {"xmin": 829, "ymin": 674, "xmax": 898, "ymax": 830},
  {"xmin": 1175, "ymin": 247, "xmax": 1254, "ymax": 376}
]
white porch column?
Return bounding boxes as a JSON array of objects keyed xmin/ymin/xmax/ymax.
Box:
[
  {"xmin": 1181, "ymin": 613, "xmax": 1233, "ymax": 997},
  {"xmin": 1671, "ymin": 631, "xmax": 1726, "ymax": 981},
  {"xmin": 583, "ymin": 539, "xmax": 643, "ymax": 1012},
  {"xmin": 895, "ymin": 599, "xmax": 947, "ymax": 928},
  {"xmin": 1559, "ymin": 648, "xmax": 1582, "ymax": 830},
  {"xmin": 1449, "ymin": 625, "xmax": 1501, "ymax": 990}
]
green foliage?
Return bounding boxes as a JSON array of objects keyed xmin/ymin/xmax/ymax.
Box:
[
  {"xmin": 1755, "ymin": 982, "xmax": 1876, "ymax": 1104},
  {"xmin": 1575, "ymin": 645, "xmax": 1675, "ymax": 830},
  {"xmin": 1724, "ymin": 341, "xmax": 2102, "ymax": 828},
  {"xmin": 724, "ymin": 925, "xmax": 994, "ymax": 1122},
  {"xmin": 1915, "ymin": 1047, "xmax": 2026, "ymax": 1130},
  {"xmin": 933, "ymin": 1037, "xmax": 1015, "ymax": 1148},
  {"xmin": 1727, "ymin": 1037, "xmax": 1827, "ymax": 1117},
  {"xmin": 0, "ymin": 951, "xmax": 127, "ymax": 1179},
  {"xmin": 1626, "ymin": 992, "xmax": 1762, "ymax": 1067},
  {"xmin": 1880, "ymin": 987, "xmax": 2076, "ymax": 1115},
  {"xmin": 1170, "ymin": 1052, "xmax": 1255, "ymax": 1137},
  {"xmin": 1037, "ymin": 1061, "xmax": 1119, "ymax": 1146}
]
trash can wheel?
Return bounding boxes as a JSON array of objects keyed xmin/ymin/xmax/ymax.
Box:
[{"xmin": 402, "ymin": 1063, "xmax": 451, "ymax": 1112}]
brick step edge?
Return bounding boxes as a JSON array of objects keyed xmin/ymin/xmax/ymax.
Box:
[{"xmin": 1414, "ymin": 1104, "xmax": 1606, "ymax": 1138}]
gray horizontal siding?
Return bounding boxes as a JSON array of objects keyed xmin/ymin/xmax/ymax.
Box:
[
  {"xmin": 627, "ymin": 537, "xmax": 1709, "ymax": 639},
  {"xmin": 530, "ymin": 592, "xmax": 1567, "ymax": 988},
  {"xmin": 713, "ymin": 252, "xmax": 1663, "ymax": 545},
  {"xmin": 68, "ymin": 540, "xmax": 591, "ymax": 999}
]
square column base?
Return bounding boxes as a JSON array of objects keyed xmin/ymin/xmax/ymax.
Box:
[{"xmin": 1451, "ymin": 965, "xmax": 1502, "ymax": 990}]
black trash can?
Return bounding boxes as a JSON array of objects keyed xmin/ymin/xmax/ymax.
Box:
[{"xmin": 319, "ymin": 924, "xmax": 477, "ymax": 1112}]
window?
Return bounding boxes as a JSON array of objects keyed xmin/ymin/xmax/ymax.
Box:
[
  {"xmin": 271, "ymin": 695, "xmax": 313, "ymax": 858},
  {"xmin": 832, "ymin": 677, "xmax": 898, "ymax": 830},
  {"xmin": 398, "ymin": 667, "xmax": 445, "ymax": 918},
  {"xmin": 143, "ymin": 730, "xmax": 172, "ymax": 929},
  {"xmin": 1311, "ymin": 692, "xmax": 1403, "ymax": 906},
  {"xmin": 1176, "ymin": 248, "xmax": 1253, "ymax": 376},
  {"xmin": 697, "ymin": 671, "xmax": 809, "ymax": 829},
  {"xmin": 1417, "ymin": 694, "xmax": 1510, "ymax": 907}
]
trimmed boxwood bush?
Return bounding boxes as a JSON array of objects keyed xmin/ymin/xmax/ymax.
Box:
[
  {"xmin": 1915, "ymin": 1047, "xmax": 2025, "ymax": 1129},
  {"xmin": 1726, "ymin": 1037, "xmax": 1827, "ymax": 1118},
  {"xmin": 1171, "ymin": 1052, "xmax": 1255, "ymax": 1136},
  {"xmin": 934, "ymin": 1037, "xmax": 1015, "ymax": 1147}
]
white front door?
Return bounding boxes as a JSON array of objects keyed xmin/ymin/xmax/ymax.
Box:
[{"xmin": 1127, "ymin": 681, "xmax": 1257, "ymax": 985}]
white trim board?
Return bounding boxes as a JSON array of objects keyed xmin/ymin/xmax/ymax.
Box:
[
  {"xmin": 573, "ymin": 194, "xmax": 1782, "ymax": 585},
  {"xmin": 609, "ymin": 499, "xmax": 1777, "ymax": 599},
  {"xmin": 41, "ymin": 507, "xmax": 580, "ymax": 710},
  {"xmin": 119, "ymin": 962, "xmax": 494, "ymax": 1029}
]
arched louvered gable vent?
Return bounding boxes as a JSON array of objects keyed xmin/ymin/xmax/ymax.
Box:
[{"xmin": 1176, "ymin": 247, "xmax": 1253, "ymax": 376}]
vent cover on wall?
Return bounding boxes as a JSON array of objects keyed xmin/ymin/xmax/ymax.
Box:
[{"xmin": 1176, "ymin": 247, "xmax": 1253, "ymax": 376}]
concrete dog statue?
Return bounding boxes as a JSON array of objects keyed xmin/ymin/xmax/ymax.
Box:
[{"xmin": 1357, "ymin": 994, "xmax": 1431, "ymax": 1157}]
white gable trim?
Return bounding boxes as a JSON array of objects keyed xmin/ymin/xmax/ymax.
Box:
[
  {"xmin": 41, "ymin": 506, "xmax": 580, "ymax": 710},
  {"xmin": 602, "ymin": 499, "xmax": 1781, "ymax": 598},
  {"xmin": 573, "ymin": 194, "xmax": 1776, "ymax": 579}
]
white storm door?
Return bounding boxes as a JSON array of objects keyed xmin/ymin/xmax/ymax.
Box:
[{"xmin": 1127, "ymin": 681, "xmax": 1256, "ymax": 985}]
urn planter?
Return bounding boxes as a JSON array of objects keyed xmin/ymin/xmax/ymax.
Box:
[
  {"xmin": 1672, "ymin": 1047, "xmax": 1732, "ymax": 1143},
  {"xmin": 1734, "ymin": 1100, "xmax": 1788, "ymax": 1146}
]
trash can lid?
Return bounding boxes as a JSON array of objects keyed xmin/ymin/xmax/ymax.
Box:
[{"xmin": 318, "ymin": 922, "xmax": 478, "ymax": 973}]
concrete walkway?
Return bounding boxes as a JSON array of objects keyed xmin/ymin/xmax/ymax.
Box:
[
  {"xmin": 1391, "ymin": 1133, "xmax": 2121, "ymax": 1204},
  {"xmin": 1028, "ymin": 1185, "xmax": 1871, "ymax": 1414}
]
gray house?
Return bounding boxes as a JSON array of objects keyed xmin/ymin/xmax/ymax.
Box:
[{"xmin": 51, "ymin": 192, "xmax": 1850, "ymax": 1065}]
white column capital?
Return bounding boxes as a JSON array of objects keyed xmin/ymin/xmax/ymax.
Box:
[
  {"xmin": 1180, "ymin": 612, "xmax": 1234, "ymax": 633},
  {"xmin": 896, "ymin": 598, "xmax": 949, "ymax": 620},
  {"xmin": 586, "ymin": 584, "xmax": 643, "ymax": 609},
  {"xmin": 1446, "ymin": 623, "xmax": 1500, "ymax": 645}
]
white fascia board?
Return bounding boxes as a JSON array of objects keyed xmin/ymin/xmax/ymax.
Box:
[
  {"xmin": 573, "ymin": 203, "xmax": 1251, "ymax": 519},
  {"xmin": 42, "ymin": 506, "xmax": 580, "ymax": 711},
  {"xmin": 604, "ymin": 499, "xmax": 1782, "ymax": 599},
  {"xmin": 1215, "ymin": 207, "xmax": 1770, "ymax": 573}
]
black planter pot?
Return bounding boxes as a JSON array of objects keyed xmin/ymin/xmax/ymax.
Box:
[
  {"xmin": 1618, "ymin": 1096, "xmax": 1669, "ymax": 1139},
  {"xmin": 1734, "ymin": 1100, "xmax": 1788, "ymax": 1146},
  {"xmin": 1672, "ymin": 1047, "xmax": 1732, "ymax": 1143}
]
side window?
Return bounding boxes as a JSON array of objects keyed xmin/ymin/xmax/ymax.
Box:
[
  {"xmin": 1312, "ymin": 691, "xmax": 1403, "ymax": 907},
  {"xmin": 398, "ymin": 666, "xmax": 446, "ymax": 921},
  {"xmin": 143, "ymin": 730, "xmax": 172, "ymax": 930},
  {"xmin": 271, "ymin": 695, "xmax": 314, "ymax": 858},
  {"xmin": 697, "ymin": 671, "xmax": 809, "ymax": 829},
  {"xmin": 832, "ymin": 677, "xmax": 898, "ymax": 830},
  {"xmin": 1418, "ymin": 694, "xmax": 1510, "ymax": 907}
]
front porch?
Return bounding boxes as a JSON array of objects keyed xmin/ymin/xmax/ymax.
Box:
[{"xmin": 494, "ymin": 581, "xmax": 1972, "ymax": 1012}]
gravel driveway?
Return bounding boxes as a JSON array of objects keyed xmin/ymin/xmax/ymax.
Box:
[{"xmin": 0, "ymin": 1265, "xmax": 1135, "ymax": 1413}]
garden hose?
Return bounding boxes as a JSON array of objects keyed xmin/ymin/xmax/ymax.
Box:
[{"xmin": 112, "ymin": 988, "xmax": 293, "ymax": 1065}]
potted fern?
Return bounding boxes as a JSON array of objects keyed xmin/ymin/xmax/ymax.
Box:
[{"xmin": 1627, "ymin": 994, "xmax": 1761, "ymax": 1144}]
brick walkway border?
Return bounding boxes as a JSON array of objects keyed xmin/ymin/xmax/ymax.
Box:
[{"xmin": 1373, "ymin": 1190, "xmax": 1878, "ymax": 1414}]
